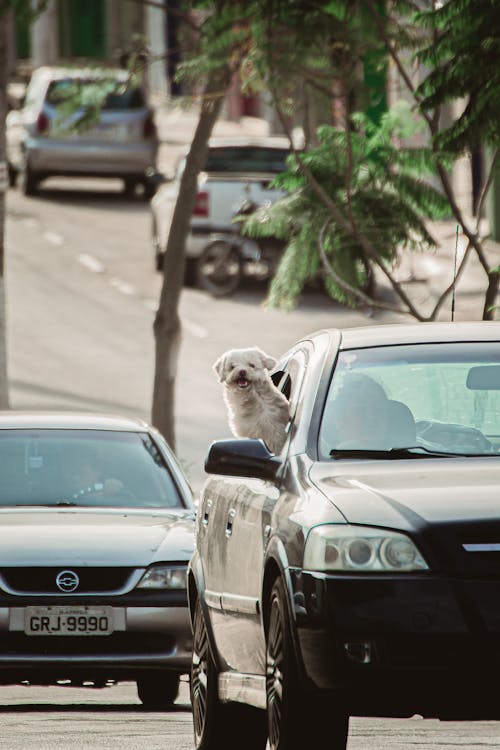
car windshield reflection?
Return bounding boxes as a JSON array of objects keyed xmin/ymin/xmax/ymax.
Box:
[
  {"xmin": 320, "ymin": 343, "xmax": 500, "ymax": 459},
  {"xmin": 0, "ymin": 429, "xmax": 183, "ymax": 508}
]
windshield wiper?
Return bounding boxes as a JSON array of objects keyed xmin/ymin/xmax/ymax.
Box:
[{"xmin": 329, "ymin": 446, "xmax": 470, "ymax": 459}]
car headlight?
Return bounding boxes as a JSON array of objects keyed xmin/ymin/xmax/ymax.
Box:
[
  {"xmin": 136, "ymin": 564, "xmax": 187, "ymax": 589},
  {"xmin": 304, "ymin": 525, "xmax": 429, "ymax": 572}
]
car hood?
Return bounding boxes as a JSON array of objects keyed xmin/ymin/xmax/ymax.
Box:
[
  {"xmin": 309, "ymin": 458, "xmax": 500, "ymax": 532},
  {"xmin": 0, "ymin": 508, "xmax": 195, "ymax": 566}
]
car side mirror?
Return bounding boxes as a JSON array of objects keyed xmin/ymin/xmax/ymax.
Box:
[{"xmin": 204, "ymin": 438, "xmax": 282, "ymax": 481}]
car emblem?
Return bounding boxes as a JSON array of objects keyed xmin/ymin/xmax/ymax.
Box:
[{"xmin": 56, "ymin": 570, "xmax": 80, "ymax": 593}]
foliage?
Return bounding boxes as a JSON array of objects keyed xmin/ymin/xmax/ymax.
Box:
[
  {"xmin": 47, "ymin": 70, "xmax": 132, "ymax": 134},
  {"xmin": 415, "ymin": 0, "xmax": 500, "ymax": 152},
  {"xmin": 243, "ymin": 101, "xmax": 450, "ymax": 310},
  {"xmin": 0, "ymin": 0, "xmax": 48, "ymax": 21}
]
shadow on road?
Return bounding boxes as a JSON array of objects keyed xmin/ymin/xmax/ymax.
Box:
[{"xmin": 0, "ymin": 702, "xmax": 191, "ymax": 713}]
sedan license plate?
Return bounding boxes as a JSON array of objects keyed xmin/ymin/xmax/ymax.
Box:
[{"xmin": 24, "ymin": 606, "xmax": 114, "ymax": 636}]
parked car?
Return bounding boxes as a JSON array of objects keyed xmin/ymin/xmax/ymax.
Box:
[
  {"xmin": 188, "ymin": 321, "xmax": 500, "ymax": 750},
  {"xmin": 150, "ymin": 136, "xmax": 290, "ymax": 285},
  {"xmin": 6, "ymin": 66, "xmax": 158, "ymax": 197},
  {"xmin": 0, "ymin": 412, "xmax": 195, "ymax": 709}
]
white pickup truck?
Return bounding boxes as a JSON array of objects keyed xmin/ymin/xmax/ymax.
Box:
[{"xmin": 150, "ymin": 136, "xmax": 290, "ymax": 291}]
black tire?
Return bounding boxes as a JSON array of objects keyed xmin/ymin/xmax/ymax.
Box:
[
  {"xmin": 196, "ymin": 240, "xmax": 242, "ymax": 297},
  {"xmin": 266, "ymin": 578, "xmax": 349, "ymax": 750},
  {"xmin": 123, "ymin": 177, "xmax": 138, "ymax": 197},
  {"xmin": 142, "ymin": 178, "xmax": 156, "ymax": 200},
  {"xmin": 184, "ymin": 258, "xmax": 197, "ymax": 287},
  {"xmin": 152, "ymin": 218, "xmax": 163, "ymax": 272},
  {"xmin": 7, "ymin": 163, "xmax": 17, "ymax": 188},
  {"xmin": 136, "ymin": 671, "xmax": 180, "ymax": 710},
  {"xmin": 20, "ymin": 158, "xmax": 38, "ymax": 196},
  {"xmin": 191, "ymin": 598, "xmax": 267, "ymax": 750}
]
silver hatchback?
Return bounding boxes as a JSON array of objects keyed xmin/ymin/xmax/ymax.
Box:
[{"xmin": 6, "ymin": 66, "xmax": 158, "ymax": 198}]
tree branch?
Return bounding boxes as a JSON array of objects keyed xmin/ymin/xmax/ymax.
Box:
[
  {"xmin": 268, "ymin": 85, "xmax": 426, "ymax": 320},
  {"xmin": 318, "ymin": 220, "xmax": 413, "ymax": 317}
]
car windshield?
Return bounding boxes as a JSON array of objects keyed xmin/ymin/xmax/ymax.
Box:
[
  {"xmin": 204, "ymin": 146, "xmax": 289, "ymax": 173},
  {"xmin": 319, "ymin": 342, "xmax": 500, "ymax": 459},
  {"xmin": 0, "ymin": 429, "xmax": 184, "ymax": 508}
]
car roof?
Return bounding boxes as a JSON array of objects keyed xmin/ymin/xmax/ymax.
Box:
[
  {"xmin": 306, "ymin": 322, "xmax": 500, "ymax": 350},
  {"xmin": 0, "ymin": 411, "xmax": 151, "ymax": 431},
  {"xmin": 32, "ymin": 66, "xmax": 129, "ymax": 84}
]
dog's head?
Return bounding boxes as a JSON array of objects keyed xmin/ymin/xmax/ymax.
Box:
[{"xmin": 213, "ymin": 347, "xmax": 276, "ymax": 390}]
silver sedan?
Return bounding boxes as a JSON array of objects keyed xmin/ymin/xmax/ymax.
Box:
[{"xmin": 0, "ymin": 412, "xmax": 195, "ymax": 709}]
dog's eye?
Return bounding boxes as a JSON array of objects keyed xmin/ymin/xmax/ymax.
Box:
[
  {"xmin": 230, "ymin": 363, "xmax": 235, "ymax": 369},
  {"xmin": 249, "ymin": 363, "xmax": 256, "ymax": 368}
]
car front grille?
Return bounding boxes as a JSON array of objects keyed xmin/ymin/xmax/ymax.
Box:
[
  {"xmin": 426, "ymin": 521, "xmax": 500, "ymax": 577},
  {"xmin": 0, "ymin": 568, "xmax": 137, "ymax": 595}
]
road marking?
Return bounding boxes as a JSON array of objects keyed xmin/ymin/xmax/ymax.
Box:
[
  {"xmin": 183, "ymin": 318, "xmax": 208, "ymax": 338},
  {"xmin": 22, "ymin": 217, "xmax": 39, "ymax": 229},
  {"xmin": 110, "ymin": 277, "xmax": 136, "ymax": 296},
  {"xmin": 77, "ymin": 254, "xmax": 105, "ymax": 273},
  {"xmin": 44, "ymin": 231, "xmax": 64, "ymax": 246}
]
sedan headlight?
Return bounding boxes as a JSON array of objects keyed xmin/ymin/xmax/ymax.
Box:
[
  {"xmin": 304, "ymin": 525, "xmax": 429, "ymax": 572},
  {"xmin": 137, "ymin": 564, "xmax": 187, "ymax": 589}
]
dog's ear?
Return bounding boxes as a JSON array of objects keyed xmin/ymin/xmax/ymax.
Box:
[
  {"xmin": 213, "ymin": 354, "xmax": 227, "ymax": 383},
  {"xmin": 254, "ymin": 347, "xmax": 276, "ymax": 371}
]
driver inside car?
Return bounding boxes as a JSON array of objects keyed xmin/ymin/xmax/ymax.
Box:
[
  {"xmin": 63, "ymin": 450, "xmax": 126, "ymax": 501},
  {"xmin": 329, "ymin": 373, "xmax": 392, "ymax": 450}
]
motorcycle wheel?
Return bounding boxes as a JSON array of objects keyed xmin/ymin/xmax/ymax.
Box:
[{"xmin": 196, "ymin": 240, "xmax": 242, "ymax": 297}]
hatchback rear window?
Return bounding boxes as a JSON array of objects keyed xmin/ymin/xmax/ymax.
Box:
[
  {"xmin": 46, "ymin": 79, "xmax": 145, "ymax": 110},
  {"xmin": 204, "ymin": 147, "xmax": 289, "ymax": 173}
]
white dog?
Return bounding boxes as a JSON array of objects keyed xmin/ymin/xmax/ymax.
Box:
[{"xmin": 213, "ymin": 346, "xmax": 290, "ymax": 454}]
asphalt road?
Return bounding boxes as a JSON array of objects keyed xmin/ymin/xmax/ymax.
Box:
[{"xmin": 3, "ymin": 176, "xmax": 500, "ymax": 748}]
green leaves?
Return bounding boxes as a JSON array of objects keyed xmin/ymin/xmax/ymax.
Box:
[{"xmin": 243, "ymin": 103, "xmax": 449, "ymax": 309}]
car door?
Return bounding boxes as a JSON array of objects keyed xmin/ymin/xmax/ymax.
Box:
[{"xmin": 217, "ymin": 349, "xmax": 309, "ymax": 676}]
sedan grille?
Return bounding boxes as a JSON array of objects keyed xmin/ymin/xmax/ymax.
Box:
[{"xmin": 0, "ymin": 568, "xmax": 137, "ymax": 595}]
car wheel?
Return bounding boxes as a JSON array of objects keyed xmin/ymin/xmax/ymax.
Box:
[
  {"xmin": 136, "ymin": 671, "xmax": 180, "ymax": 710},
  {"xmin": 196, "ymin": 240, "xmax": 242, "ymax": 297},
  {"xmin": 19, "ymin": 158, "xmax": 38, "ymax": 196},
  {"xmin": 152, "ymin": 219, "xmax": 163, "ymax": 272},
  {"xmin": 7, "ymin": 163, "xmax": 17, "ymax": 188},
  {"xmin": 266, "ymin": 578, "xmax": 349, "ymax": 750},
  {"xmin": 123, "ymin": 177, "xmax": 138, "ymax": 197},
  {"xmin": 184, "ymin": 258, "xmax": 197, "ymax": 287},
  {"xmin": 142, "ymin": 178, "xmax": 156, "ymax": 200},
  {"xmin": 191, "ymin": 598, "xmax": 267, "ymax": 750}
]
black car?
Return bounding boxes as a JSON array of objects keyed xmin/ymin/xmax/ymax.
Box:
[{"xmin": 188, "ymin": 322, "xmax": 500, "ymax": 750}]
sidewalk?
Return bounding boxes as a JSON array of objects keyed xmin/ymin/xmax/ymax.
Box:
[{"xmin": 153, "ymin": 100, "xmax": 270, "ymax": 145}]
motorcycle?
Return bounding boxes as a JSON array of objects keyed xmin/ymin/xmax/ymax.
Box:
[{"xmin": 196, "ymin": 198, "xmax": 284, "ymax": 297}]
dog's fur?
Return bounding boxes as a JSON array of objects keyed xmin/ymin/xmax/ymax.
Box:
[{"xmin": 213, "ymin": 346, "xmax": 290, "ymax": 454}]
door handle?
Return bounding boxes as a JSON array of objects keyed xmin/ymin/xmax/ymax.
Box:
[
  {"xmin": 202, "ymin": 499, "xmax": 213, "ymax": 527},
  {"xmin": 225, "ymin": 508, "xmax": 236, "ymax": 537}
]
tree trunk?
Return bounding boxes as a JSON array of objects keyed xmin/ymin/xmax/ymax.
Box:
[
  {"xmin": 151, "ymin": 66, "xmax": 231, "ymax": 450},
  {"xmin": 0, "ymin": 11, "xmax": 10, "ymax": 409},
  {"xmin": 483, "ymin": 268, "xmax": 500, "ymax": 320}
]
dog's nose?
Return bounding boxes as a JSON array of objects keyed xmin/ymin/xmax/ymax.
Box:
[{"xmin": 238, "ymin": 369, "xmax": 247, "ymax": 377}]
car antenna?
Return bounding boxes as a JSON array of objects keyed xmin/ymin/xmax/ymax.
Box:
[{"xmin": 451, "ymin": 224, "xmax": 459, "ymax": 321}]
